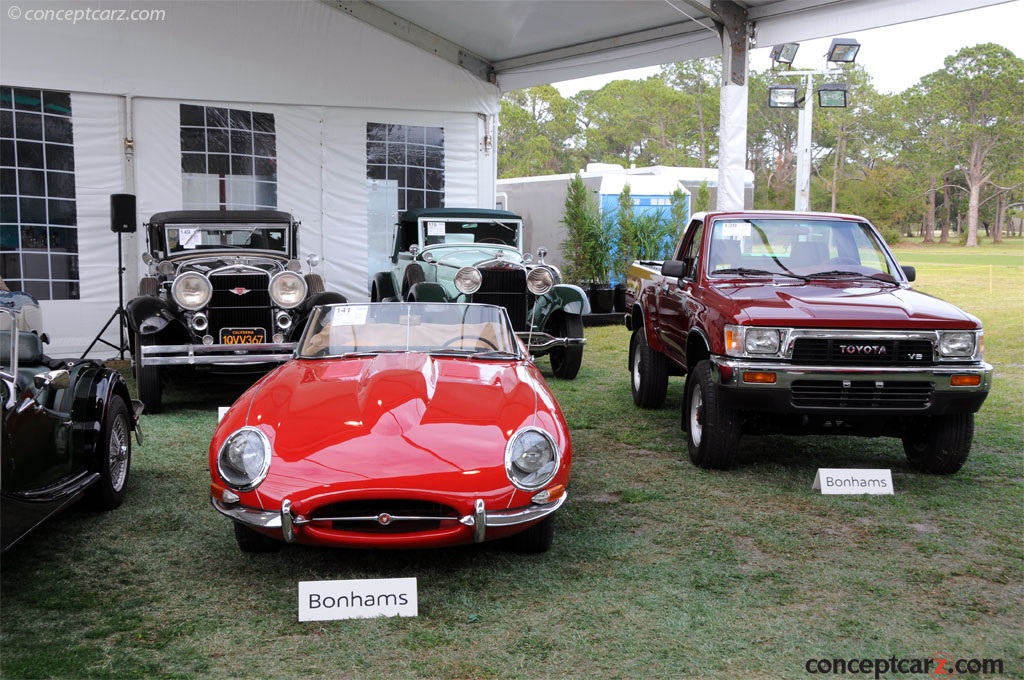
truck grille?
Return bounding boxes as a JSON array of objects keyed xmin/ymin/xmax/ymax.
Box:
[
  {"xmin": 209, "ymin": 272, "xmax": 273, "ymax": 336},
  {"xmin": 791, "ymin": 338, "xmax": 934, "ymax": 366},
  {"xmin": 791, "ymin": 380, "xmax": 934, "ymax": 409},
  {"xmin": 475, "ymin": 268, "xmax": 527, "ymax": 330}
]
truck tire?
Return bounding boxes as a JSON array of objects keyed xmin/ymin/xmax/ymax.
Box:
[
  {"xmin": 134, "ymin": 333, "xmax": 163, "ymax": 414},
  {"xmin": 902, "ymin": 414, "xmax": 973, "ymax": 474},
  {"xmin": 684, "ymin": 360, "xmax": 740, "ymax": 470},
  {"xmin": 549, "ymin": 314, "xmax": 584, "ymax": 380},
  {"xmin": 630, "ymin": 328, "xmax": 668, "ymax": 408}
]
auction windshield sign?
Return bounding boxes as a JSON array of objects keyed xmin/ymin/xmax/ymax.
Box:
[{"xmin": 299, "ymin": 578, "xmax": 418, "ymax": 621}]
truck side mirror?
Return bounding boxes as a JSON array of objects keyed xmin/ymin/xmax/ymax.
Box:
[
  {"xmin": 901, "ymin": 265, "xmax": 916, "ymax": 282},
  {"xmin": 661, "ymin": 260, "xmax": 686, "ymax": 279}
]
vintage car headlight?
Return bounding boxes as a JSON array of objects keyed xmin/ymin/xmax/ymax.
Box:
[
  {"xmin": 724, "ymin": 324, "xmax": 784, "ymax": 357},
  {"xmin": 938, "ymin": 331, "xmax": 978, "ymax": 358},
  {"xmin": 269, "ymin": 271, "xmax": 307, "ymax": 309},
  {"xmin": 505, "ymin": 427, "xmax": 559, "ymax": 491},
  {"xmin": 526, "ymin": 267, "xmax": 555, "ymax": 295},
  {"xmin": 171, "ymin": 272, "xmax": 212, "ymax": 310},
  {"xmin": 217, "ymin": 426, "xmax": 271, "ymax": 491},
  {"xmin": 454, "ymin": 267, "xmax": 483, "ymax": 295}
]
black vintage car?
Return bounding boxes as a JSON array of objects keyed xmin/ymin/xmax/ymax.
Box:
[
  {"xmin": 126, "ymin": 210, "xmax": 346, "ymax": 413},
  {"xmin": 1, "ymin": 305, "xmax": 142, "ymax": 553}
]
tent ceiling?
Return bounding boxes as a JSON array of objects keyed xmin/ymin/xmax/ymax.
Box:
[{"xmin": 322, "ymin": 0, "xmax": 1012, "ymax": 91}]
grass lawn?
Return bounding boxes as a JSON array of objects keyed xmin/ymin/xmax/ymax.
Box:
[{"xmin": 1, "ymin": 240, "xmax": 1021, "ymax": 679}]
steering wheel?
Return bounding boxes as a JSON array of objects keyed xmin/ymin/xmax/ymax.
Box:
[
  {"xmin": 442, "ymin": 335, "xmax": 499, "ymax": 351},
  {"xmin": 477, "ymin": 238, "xmax": 505, "ymax": 245}
]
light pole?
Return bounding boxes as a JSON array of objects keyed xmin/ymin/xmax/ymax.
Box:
[{"xmin": 767, "ymin": 38, "xmax": 860, "ymax": 211}]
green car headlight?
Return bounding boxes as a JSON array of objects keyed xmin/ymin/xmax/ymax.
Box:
[
  {"xmin": 171, "ymin": 272, "xmax": 212, "ymax": 311},
  {"xmin": 217, "ymin": 427, "xmax": 271, "ymax": 491},
  {"xmin": 505, "ymin": 427, "xmax": 559, "ymax": 491},
  {"xmin": 526, "ymin": 267, "xmax": 555, "ymax": 295},
  {"xmin": 269, "ymin": 271, "xmax": 307, "ymax": 309},
  {"xmin": 454, "ymin": 267, "xmax": 483, "ymax": 295}
]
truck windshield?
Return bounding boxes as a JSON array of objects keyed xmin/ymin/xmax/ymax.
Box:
[{"xmin": 706, "ymin": 218, "xmax": 896, "ymax": 279}]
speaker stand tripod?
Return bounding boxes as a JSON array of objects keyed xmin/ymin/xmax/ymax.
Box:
[{"xmin": 81, "ymin": 231, "xmax": 130, "ymax": 360}]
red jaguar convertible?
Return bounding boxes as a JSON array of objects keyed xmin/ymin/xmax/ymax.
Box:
[{"xmin": 209, "ymin": 302, "xmax": 572, "ymax": 553}]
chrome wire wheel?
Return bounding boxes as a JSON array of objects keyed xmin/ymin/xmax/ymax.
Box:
[{"xmin": 107, "ymin": 410, "xmax": 130, "ymax": 492}]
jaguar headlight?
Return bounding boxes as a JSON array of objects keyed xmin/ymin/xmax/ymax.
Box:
[
  {"xmin": 526, "ymin": 267, "xmax": 555, "ymax": 295},
  {"xmin": 938, "ymin": 331, "xmax": 978, "ymax": 358},
  {"xmin": 270, "ymin": 271, "xmax": 307, "ymax": 309},
  {"xmin": 454, "ymin": 267, "xmax": 483, "ymax": 295},
  {"xmin": 217, "ymin": 426, "xmax": 271, "ymax": 491},
  {"xmin": 171, "ymin": 272, "xmax": 212, "ymax": 310},
  {"xmin": 505, "ymin": 427, "xmax": 559, "ymax": 491},
  {"xmin": 724, "ymin": 324, "xmax": 783, "ymax": 357}
]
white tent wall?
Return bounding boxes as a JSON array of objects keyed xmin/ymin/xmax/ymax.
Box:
[
  {"xmin": 48, "ymin": 93, "xmax": 130, "ymax": 358},
  {"xmin": 2, "ymin": 0, "xmax": 500, "ymax": 357}
]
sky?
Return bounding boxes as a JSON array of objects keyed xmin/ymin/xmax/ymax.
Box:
[{"xmin": 552, "ymin": 1, "xmax": 1024, "ymax": 96}]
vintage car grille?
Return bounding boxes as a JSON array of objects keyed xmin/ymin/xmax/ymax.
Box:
[
  {"xmin": 209, "ymin": 271, "xmax": 273, "ymax": 337},
  {"xmin": 474, "ymin": 268, "xmax": 528, "ymax": 330},
  {"xmin": 791, "ymin": 380, "xmax": 934, "ymax": 409},
  {"xmin": 311, "ymin": 499, "xmax": 460, "ymax": 534},
  {"xmin": 791, "ymin": 338, "xmax": 934, "ymax": 366}
]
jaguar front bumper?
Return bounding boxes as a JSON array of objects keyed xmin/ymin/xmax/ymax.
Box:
[{"xmin": 210, "ymin": 492, "xmax": 568, "ymax": 543}]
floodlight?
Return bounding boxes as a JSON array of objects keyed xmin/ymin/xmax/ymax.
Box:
[
  {"xmin": 768, "ymin": 84, "xmax": 800, "ymax": 108},
  {"xmin": 769, "ymin": 43, "xmax": 800, "ymax": 65},
  {"xmin": 817, "ymin": 82, "xmax": 849, "ymax": 108},
  {"xmin": 826, "ymin": 37, "xmax": 860, "ymax": 63}
]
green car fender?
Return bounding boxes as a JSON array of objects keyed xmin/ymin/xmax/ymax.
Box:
[
  {"xmin": 407, "ymin": 281, "xmax": 448, "ymax": 303},
  {"xmin": 529, "ymin": 283, "xmax": 590, "ymax": 328}
]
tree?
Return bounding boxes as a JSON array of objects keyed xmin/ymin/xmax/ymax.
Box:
[
  {"xmin": 914, "ymin": 44, "xmax": 1024, "ymax": 246},
  {"xmin": 560, "ymin": 172, "xmax": 606, "ymax": 284},
  {"xmin": 498, "ymin": 86, "xmax": 580, "ymax": 178}
]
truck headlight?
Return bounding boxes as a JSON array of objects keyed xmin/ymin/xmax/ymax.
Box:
[
  {"xmin": 455, "ymin": 267, "xmax": 482, "ymax": 294},
  {"xmin": 527, "ymin": 267, "xmax": 555, "ymax": 295},
  {"xmin": 724, "ymin": 325, "xmax": 783, "ymax": 357},
  {"xmin": 217, "ymin": 427, "xmax": 271, "ymax": 491},
  {"xmin": 938, "ymin": 331, "xmax": 978, "ymax": 358},
  {"xmin": 505, "ymin": 427, "xmax": 559, "ymax": 491},
  {"xmin": 171, "ymin": 272, "xmax": 212, "ymax": 310},
  {"xmin": 270, "ymin": 271, "xmax": 307, "ymax": 309}
]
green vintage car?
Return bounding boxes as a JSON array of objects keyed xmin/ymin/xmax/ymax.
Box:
[{"xmin": 371, "ymin": 208, "xmax": 588, "ymax": 379}]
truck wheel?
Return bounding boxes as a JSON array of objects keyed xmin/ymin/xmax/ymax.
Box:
[
  {"xmin": 88, "ymin": 394, "xmax": 132, "ymax": 510},
  {"xmin": 134, "ymin": 333, "xmax": 163, "ymax": 414},
  {"xmin": 902, "ymin": 414, "xmax": 973, "ymax": 474},
  {"xmin": 684, "ymin": 360, "xmax": 740, "ymax": 470},
  {"xmin": 549, "ymin": 315, "xmax": 584, "ymax": 380},
  {"xmin": 630, "ymin": 329, "xmax": 668, "ymax": 408},
  {"xmin": 234, "ymin": 523, "xmax": 283, "ymax": 553}
]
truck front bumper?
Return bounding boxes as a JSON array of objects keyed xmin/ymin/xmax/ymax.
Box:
[{"xmin": 710, "ymin": 356, "xmax": 993, "ymax": 416}]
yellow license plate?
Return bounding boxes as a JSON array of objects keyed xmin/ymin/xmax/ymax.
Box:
[{"xmin": 220, "ymin": 328, "xmax": 266, "ymax": 345}]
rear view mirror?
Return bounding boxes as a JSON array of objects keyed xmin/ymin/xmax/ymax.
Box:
[
  {"xmin": 901, "ymin": 265, "xmax": 916, "ymax": 282},
  {"xmin": 661, "ymin": 260, "xmax": 685, "ymax": 278}
]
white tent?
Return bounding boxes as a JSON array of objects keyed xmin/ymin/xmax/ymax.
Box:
[{"xmin": 1, "ymin": 0, "xmax": 500, "ymax": 356}]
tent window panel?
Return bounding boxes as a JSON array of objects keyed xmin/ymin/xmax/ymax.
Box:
[
  {"xmin": 0, "ymin": 85, "xmax": 78, "ymax": 300},
  {"xmin": 366, "ymin": 122, "xmax": 444, "ymax": 213},
  {"xmin": 180, "ymin": 104, "xmax": 277, "ymax": 210}
]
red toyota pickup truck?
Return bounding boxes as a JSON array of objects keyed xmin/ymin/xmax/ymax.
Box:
[{"xmin": 625, "ymin": 210, "xmax": 993, "ymax": 474}]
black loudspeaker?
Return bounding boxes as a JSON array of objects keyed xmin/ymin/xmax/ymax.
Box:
[{"xmin": 110, "ymin": 193, "xmax": 137, "ymax": 233}]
